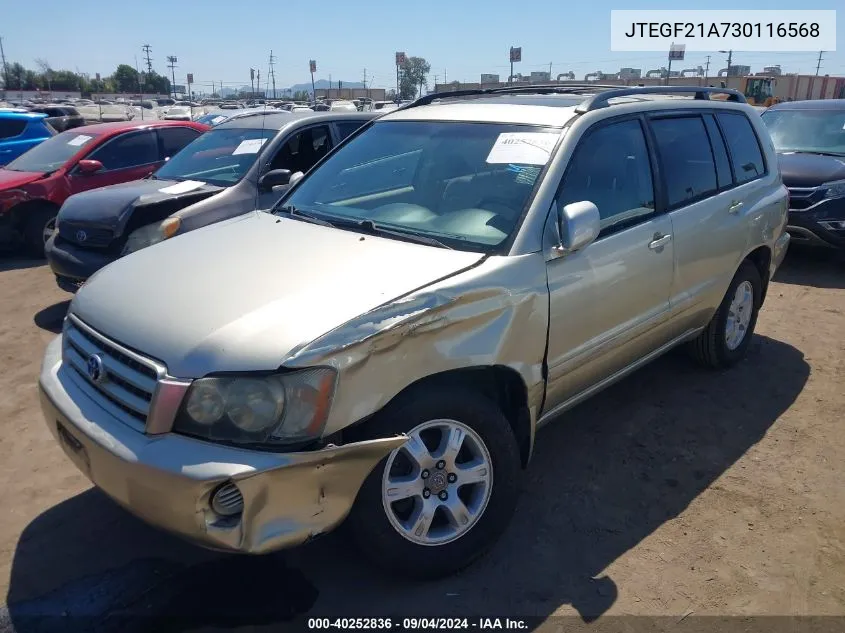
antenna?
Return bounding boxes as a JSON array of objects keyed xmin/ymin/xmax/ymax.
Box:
[{"xmin": 142, "ymin": 44, "xmax": 153, "ymax": 74}]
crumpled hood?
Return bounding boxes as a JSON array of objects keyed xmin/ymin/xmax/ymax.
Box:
[
  {"xmin": 59, "ymin": 178, "xmax": 225, "ymax": 234},
  {"xmin": 70, "ymin": 211, "xmax": 485, "ymax": 377},
  {"xmin": 0, "ymin": 169, "xmax": 44, "ymax": 191},
  {"xmin": 778, "ymin": 152, "xmax": 845, "ymax": 187}
]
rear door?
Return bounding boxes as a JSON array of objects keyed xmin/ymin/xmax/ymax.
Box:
[
  {"xmin": 0, "ymin": 119, "xmax": 40, "ymax": 164},
  {"xmin": 256, "ymin": 124, "xmax": 334, "ymax": 209},
  {"xmin": 69, "ymin": 129, "xmax": 161, "ymax": 195},
  {"xmin": 648, "ymin": 112, "xmax": 758, "ymax": 336}
]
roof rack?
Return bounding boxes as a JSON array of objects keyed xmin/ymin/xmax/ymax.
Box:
[
  {"xmin": 573, "ymin": 86, "xmax": 746, "ymax": 113},
  {"xmin": 398, "ymin": 83, "xmax": 623, "ymax": 111}
]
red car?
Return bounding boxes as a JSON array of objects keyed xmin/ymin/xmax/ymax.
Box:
[{"xmin": 0, "ymin": 120, "xmax": 209, "ymax": 256}]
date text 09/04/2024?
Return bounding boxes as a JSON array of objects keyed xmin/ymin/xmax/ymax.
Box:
[
  {"xmin": 623, "ymin": 22, "xmax": 820, "ymax": 38},
  {"xmin": 307, "ymin": 617, "xmax": 529, "ymax": 630}
]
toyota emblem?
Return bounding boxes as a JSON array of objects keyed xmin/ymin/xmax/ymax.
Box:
[
  {"xmin": 75, "ymin": 230, "xmax": 88, "ymax": 243},
  {"xmin": 86, "ymin": 354, "xmax": 105, "ymax": 383}
]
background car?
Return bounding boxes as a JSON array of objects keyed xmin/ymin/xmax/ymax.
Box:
[
  {"xmin": 194, "ymin": 107, "xmax": 288, "ymax": 127},
  {"xmin": 163, "ymin": 106, "xmax": 195, "ymax": 121},
  {"xmin": 47, "ymin": 111, "xmax": 375, "ymax": 291},
  {"xmin": 27, "ymin": 105, "xmax": 86, "ymax": 132},
  {"xmin": 0, "ymin": 111, "xmax": 56, "ymax": 166},
  {"xmin": 761, "ymin": 99, "xmax": 845, "ymax": 250},
  {"xmin": 0, "ymin": 120, "xmax": 208, "ymax": 256}
]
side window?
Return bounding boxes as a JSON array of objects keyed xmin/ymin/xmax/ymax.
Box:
[
  {"xmin": 158, "ymin": 127, "xmax": 202, "ymax": 160},
  {"xmin": 650, "ymin": 116, "xmax": 718, "ymax": 208},
  {"xmin": 268, "ymin": 125, "xmax": 332, "ymax": 173},
  {"xmin": 559, "ymin": 119, "xmax": 655, "ymax": 232},
  {"xmin": 716, "ymin": 112, "xmax": 766, "ymax": 184},
  {"xmin": 0, "ymin": 119, "xmax": 27, "ymax": 139},
  {"xmin": 702, "ymin": 114, "xmax": 733, "ymax": 189},
  {"xmin": 335, "ymin": 120, "xmax": 366, "ymax": 142},
  {"xmin": 87, "ymin": 131, "xmax": 159, "ymax": 171}
]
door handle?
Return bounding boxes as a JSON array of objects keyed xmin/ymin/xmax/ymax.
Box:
[
  {"xmin": 728, "ymin": 200, "xmax": 744, "ymax": 215},
  {"xmin": 648, "ymin": 233, "xmax": 672, "ymax": 250}
]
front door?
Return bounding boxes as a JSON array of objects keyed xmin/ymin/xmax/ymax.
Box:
[
  {"xmin": 543, "ymin": 117, "xmax": 675, "ymax": 414},
  {"xmin": 68, "ymin": 129, "xmax": 162, "ymax": 195},
  {"xmin": 257, "ymin": 124, "xmax": 333, "ymax": 209}
]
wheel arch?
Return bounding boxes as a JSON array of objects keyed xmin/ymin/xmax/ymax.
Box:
[
  {"xmin": 743, "ymin": 245, "xmax": 772, "ymax": 306},
  {"xmin": 350, "ymin": 365, "xmax": 533, "ymax": 469},
  {"xmin": 8, "ymin": 198, "xmax": 59, "ymax": 231}
]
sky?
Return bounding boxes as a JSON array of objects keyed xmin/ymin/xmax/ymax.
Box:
[{"xmin": 2, "ymin": 0, "xmax": 843, "ymax": 93}]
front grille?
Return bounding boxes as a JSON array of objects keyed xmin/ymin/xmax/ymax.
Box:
[
  {"xmin": 787, "ymin": 186, "xmax": 824, "ymax": 211},
  {"xmin": 58, "ymin": 221, "xmax": 114, "ymax": 248},
  {"xmin": 62, "ymin": 314, "xmax": 163, "ymax": 430}
]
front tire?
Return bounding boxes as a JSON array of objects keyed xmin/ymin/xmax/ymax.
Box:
[
  {"xmin": 689, "ymin": 260, "xmax": 762, "ymax": 369},
  {"xmin": 347, "ymin": 386, "xmax": 522, "ymax": 579},
  {"xmin": 22, "ymin": 205, "xmax": 58, "ymax": 258}
]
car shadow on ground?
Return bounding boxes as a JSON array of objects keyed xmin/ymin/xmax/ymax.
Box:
[
  {"xmin": 774, "ymin": 247, "xmax": 844, "ymax": 289},
  {"xmin": 32, "ymin": 301, "xmax": 70, "ymax": 334},
  {"xmin": 3, "ymin": 336, "xmax": 809, "ymax": 633},
  {"xmin": 0, "ymin": 255, "xmax": 44, "ymax": 273}
]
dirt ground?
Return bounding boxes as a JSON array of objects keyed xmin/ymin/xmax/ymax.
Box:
[{"xmin": 0, "ymin": 249, "xmax": 843, "ymax": 632}]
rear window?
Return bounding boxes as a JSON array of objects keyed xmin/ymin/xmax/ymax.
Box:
[
  {"xmin": 650, "ymin": 116, "xmax": 718, "ymax": 208},
  {"xmin": 717, "ymin": 112, "xmax": 766, "ymax": 184},
  {"xmin": 0, "ymin": 119, "xmax": 27, "ymax": 139}
]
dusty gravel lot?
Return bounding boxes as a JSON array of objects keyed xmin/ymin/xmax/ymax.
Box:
[{"xmin": 0, "ymin": 249, "xmax": 843, "ymax": 631}]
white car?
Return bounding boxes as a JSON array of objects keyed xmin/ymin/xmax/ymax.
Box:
[{"xmin": 163, "ymin": 106, "xmax": 195, "ymax": 121}]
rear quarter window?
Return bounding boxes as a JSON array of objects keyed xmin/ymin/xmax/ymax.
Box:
[{"xmin": 0, "ymin": 119, "xmax": 27, "ymax": 139}]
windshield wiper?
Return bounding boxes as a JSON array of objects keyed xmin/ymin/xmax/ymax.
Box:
[
  {"xmin": 782, "ymin": 149, "xmax": 845, "ymax": 157},
  {"xmin": 275, "ymin": 205, "xmax": 336, "ymax": 228},
  {"xmin": 353, "ymin": 219, "xmax": 453, "ymax": 249}
]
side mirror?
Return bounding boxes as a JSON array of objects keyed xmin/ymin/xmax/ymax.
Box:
[
  {"xmin": 77, "ymin": 159, "xmax": 104, "ymax": 175},
  {"xmin": 556, "ymin": 201, "xmax": 601, "ymax": 254},
  {"xmin": 258, "ymin": 168, "xmax": 291, "ymax": 191}
]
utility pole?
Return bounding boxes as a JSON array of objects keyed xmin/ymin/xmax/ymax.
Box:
[
  {"xmin": 257, "ymin": 69, "xmax": 261, "ymax": 98},
  {"xmin": 363, "ymin": 68, "xmax": 369, "ymax": 100},
  {"xmin": 0, "ymin": 37, "xmax": 10, "ymax": 94},
  {"xmin": 815, "ymin": 50, "xmax": 824, "ymax": 75},
  {"xmin": 268, "ymin": 50, "xmax": 276, "ymax": 99},
  {"xmin": 703, "ymin": 55, "xmax": 711, "ymax": 86},
  {"xmin": 142, "ymin": 44, "xmax": 153, "ymax": 74},
  {"xmin": 166, "ymin": 55, "xmax": 177, "ymax": 99},
  {"xmin": 250, "ymin": 67, "xmax": 255, "ymax": 97}
]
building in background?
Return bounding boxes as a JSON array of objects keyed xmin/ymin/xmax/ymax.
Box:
[
  {"xmin": 314, "ymin": 87, "xmax": 386, "ymax": 101},
  {"xmin": 618, "ymin": 68, "xmax": 642, "ymax": 80},
  {"xmin": 529, "ymin": 71, "xmax": 551, "ymax": 82},
  {"xmin": 480, "ymin": 73, "xmax": 500, "ymax": 84}
]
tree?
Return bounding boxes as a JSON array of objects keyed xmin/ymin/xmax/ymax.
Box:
[
  {"xmin": 112, "ymin": 64, "xmax": 140, "ymax": 93},
  {"xmin": 399, "ymin": 56, "xmax": 430, "ymax": 100}
]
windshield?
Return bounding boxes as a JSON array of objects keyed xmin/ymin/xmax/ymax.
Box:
[
  {"xmin": 154, "ymin": 127, "xmax": 275, "ymax": 186},
  {"xmin": 5, "ymin": 129, "xmax": 100, "ymax": 172},
  {"xmin": 761, "ymin": 109, "xmax": 845, "ymax": 155},
  {"xmin": 279, "ymin": 120, "xmax": 561, "ymax": 251}
]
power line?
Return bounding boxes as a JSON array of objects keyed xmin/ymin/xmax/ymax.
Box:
[{"xmin": 142, "ymin": 44, "xmax": 153, "ymax": 74}]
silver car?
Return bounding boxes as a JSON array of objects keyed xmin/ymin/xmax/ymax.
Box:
[{"xmin": 39, "ymin": 86, "xmax": 790, "ymax": 579}]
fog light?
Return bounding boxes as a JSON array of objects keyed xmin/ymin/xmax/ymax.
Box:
[
  {"xmin": 819, "ymin": 220, "xmax": 845, "ymax": 231},
  {"xmin": 211, "ymin": 482, "xmax": 244, "ymax": 517}
]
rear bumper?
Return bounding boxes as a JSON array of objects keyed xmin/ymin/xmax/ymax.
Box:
[
  {"xmin": 45, "ymin": 234, "xmax": 117, "ymax": 289},
  {"xmin": 771, "ymin": 231, "xmax": 791, "ymax": 277}
]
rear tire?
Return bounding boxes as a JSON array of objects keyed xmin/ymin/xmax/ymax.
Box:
[
  {"xmin": 347, "ymin": 386, "xmax": 522, "ymax": 579},
  {"xmin": 22, "ymin": 205, "xmax": 58, "ymax": 258},
  {"xmin": 689, "ymin": 260, "xmax": 762, "ymax": 369}
]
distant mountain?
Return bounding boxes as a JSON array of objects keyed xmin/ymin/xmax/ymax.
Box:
[{"xmin": 286, "ymin": 79, "xmax": 365, "ymax": 94}]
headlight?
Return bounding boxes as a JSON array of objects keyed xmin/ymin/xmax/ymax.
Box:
[
  {"xmin": 175, "ymin": 368, "xmax": 336, "ymax": 446},
  {"xmin": 122, "ymin": 217, "xmax": 181, "ymax": 255},
  {"xmin": 823, "ymin": 179, "xmax": 845, "ymax": 200}
]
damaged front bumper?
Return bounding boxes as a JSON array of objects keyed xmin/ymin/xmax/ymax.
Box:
[{"xmin": 38, "ymin": 336, "xmax": 406, "ymax": 554}]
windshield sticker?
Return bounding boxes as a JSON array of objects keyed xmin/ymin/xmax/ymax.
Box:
[
  {"xmin": 211, "ymin": 115, "xmax": 227, "ymax": 124},
  {"xmin": 232, "ymin": 138, "xmax": 268, "ymax": 155},
  {"xmin": 508, "ymin": 164, "xmax": 542, "ymax": 185},
  {"xmin": 486, "ymin": 132, "xmax": 559, "ymax": 165},
  {"xmin": 158, "ymin": 180, "xmax": 205, "ymax": 194},
  {"xmin": 67, "ymin": 135, "xmax": 93, "ymax": 147}
]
